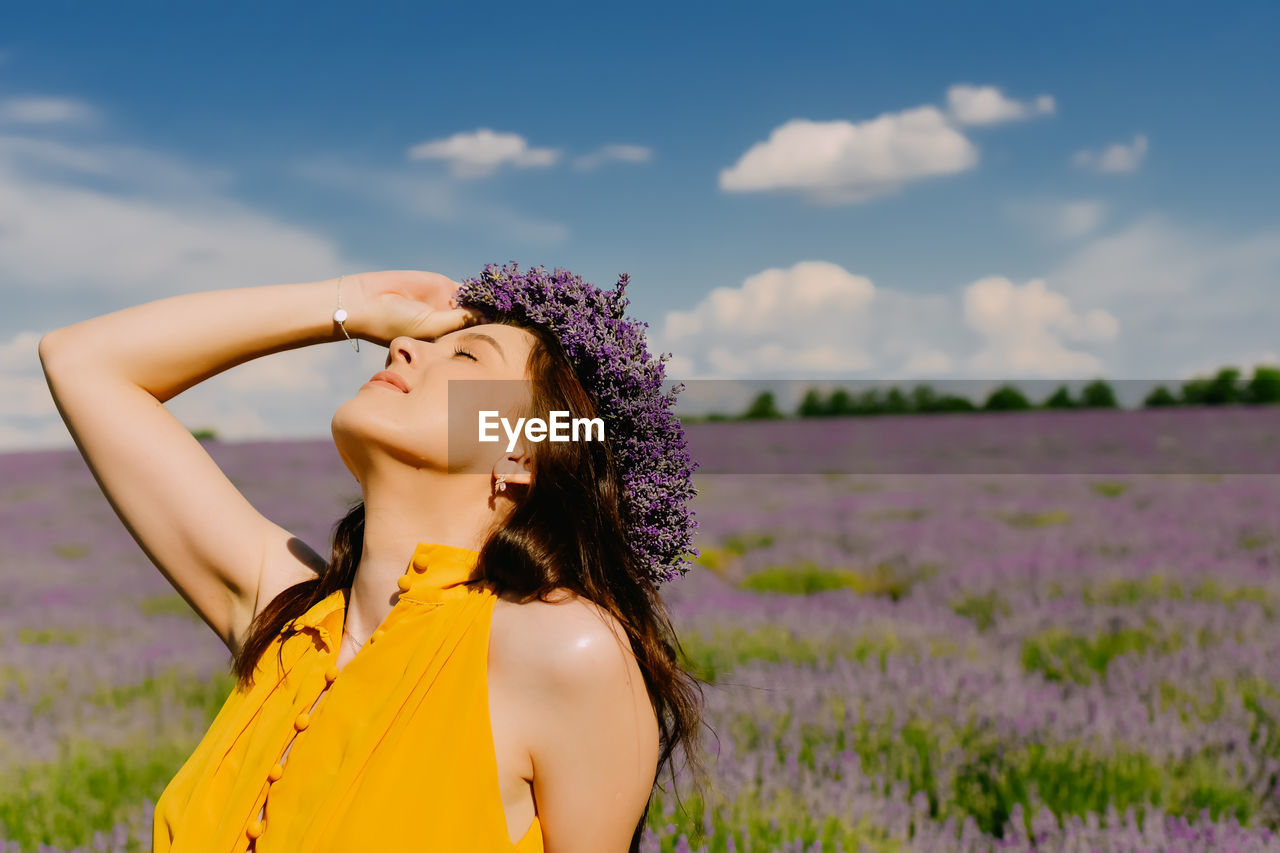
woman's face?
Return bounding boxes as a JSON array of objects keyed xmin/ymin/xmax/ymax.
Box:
[{"xmin": 332, "ymin": 323, "xmax": 539, "ymax": 480}]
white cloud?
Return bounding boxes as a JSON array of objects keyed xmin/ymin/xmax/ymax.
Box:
[
  {"xmin": 0, "ymin": 87, "xmax": 581, "ymax": 451},
  {"xmin": 290, "ymin": 154, "xmax": 568, "ymax": 245},
  {"xmin": 222, "ymin": 345, "xmax": 336, "ymax": 393},
  {"xmin": 0, "ymin": 327, "xmax": 281, "ymax": 452},
  {"xmin": 963, "ymin": 276, "xmax": 1119, "ymax": 375},
  {"xmin": 0, "ymin": 91, "xmax": 579, "ymax": 452},
  {"xmin": 718, "ymin": 84, "xmax": 1053, "ymax": 206},
  {"xmin": 901, "ymin": 348, "xmax": 953, "ymax": 374},
  {"xmin": 946, "ymin": 84, "xmax": 1055, "ymax": 126},
  {"xmin": 666, "ymin": 261, "xmax": 875, "ymax": 335},
  {"xmin": 0, "ymin": 331, "xmax": 53, "ymax": 418},
  {"xmin": 572, "ymin": 144, "xmax": 652, "ymax": 171},
  {"xmin": 996, "ymin": 207, "xmax": 1280, "ymax": 380},
  {"xmin": 1044, "ymin": 213, "xmax": 1280, "ymax": 377},
  {"xmin": 662, "ymin": 353, "xmax": 697, "ymax": 379},
  {"xmin": 1177, "ymin": 349, "xmax": 1280, "ymax": 382},
  {"xmin": 0, "ymin": 96, "xmax": 97, "ymax": 125},
  {"xmin": 0, "ymin": 330, "xmax": 41, "ymax": 374},
  {"xmin": 161, "ymin": 394, "xmax": 274, "ymax": 442},
  {"xmin": 719, "ymin": 106, "xmax": 978, "ymax": 205},
  {"xmin": 0, "ymin": 136, "xmax": 345, "ymax": 295},
  {"xmin": 1072, "ymin": 133, "xmax": 1148, "ymax": 174},
  {"xmin": 9, "ymin": 321, "xmax": 397, "ymax": 452},
  {"xmin": 655, "ymin": 261, "xmax": 1118, "ymax": 381},
  {"xmin": 407, "ymin": 128, "xmax": 560, "ymax": 179},
  {"xmin": 661, "ymin": 261, "xmax": 878, "ymax": 376},
  {"xmin": 1005, "ymin": 199, "xmax": 1108, "ymax": 240},
  {"xmin": 0, "ymin": 415, "xmax": 71, "ymax": 451},
  {"xmin": 0, "ymin": 94, "xmax": 382, "ymax": 451},
  {"xmin": 292, "ymin": 153, "xmax": 460, "ymax": 220},
  {"xmin": 0, "ymin": 132, "xmax": 238, "ymax": 196}
]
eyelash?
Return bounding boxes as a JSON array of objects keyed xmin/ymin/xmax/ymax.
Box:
[{"xmin": 453, "ymin": 345, "xmax": 477, "ymax": 361}]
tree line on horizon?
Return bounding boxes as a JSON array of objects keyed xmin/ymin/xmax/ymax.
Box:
[
  {"xmin": 186, "ymin": 363, "xmax": 1280, "ymax": 439},
  {"xmin": 681, "ymin": 363, "xmax": 1280, "ymax": 422}
]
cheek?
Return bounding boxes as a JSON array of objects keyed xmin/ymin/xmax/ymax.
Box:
[
  {"xmin": 332, "ymin": 395, "xmax": 397, "ymax": 437},
  {"xmin": 411, "ymin": 402, "xmax": 453, "ymax": 444},
  {"xmin": 449, "ymin": 377, "xmax": 530, "ymax": 422}
]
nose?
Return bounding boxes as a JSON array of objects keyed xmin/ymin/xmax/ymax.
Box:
[{"xmin": 386, "ymin": 336, "xmax": 417, "ymax": 369}]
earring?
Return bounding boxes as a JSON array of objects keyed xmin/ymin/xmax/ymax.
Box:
[{"xmin": 495, "ymin": 473, "xmax": 507, "ymax": 493}]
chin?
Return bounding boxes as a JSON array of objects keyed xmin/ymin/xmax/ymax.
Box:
[{"xmin": 331, "ymin": 403, "xmax": 378, "ymax": 478}]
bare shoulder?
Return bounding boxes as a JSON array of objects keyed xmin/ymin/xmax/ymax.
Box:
[
  {"xmin": 491, "ymin": 587, "xmax": 637, "ymax": 679},
  {"xmin": 490, "ymin": 587, "xmax": 652, "ymax": 754},
  {"xmin": 491, "ymin": 587, "xmax": 660, "ymax": 843},
  {"xmin": 490, "ymin": 588, "xmax": 656, "ymax": 744}
]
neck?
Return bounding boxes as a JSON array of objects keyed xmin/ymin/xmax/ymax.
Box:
[{"xmin": 345, "ymin": 464, "xmax": 504, "ymax": 642}]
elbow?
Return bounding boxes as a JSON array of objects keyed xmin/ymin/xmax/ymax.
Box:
[
  {"xmin": 37, "ymin": 333, "xmax": 66, "ymax": 393},
  {"xmin": 37, "ymin": 331, "xmax": 58, "ymax": 367},
  {"xmin": 38, "ymin": 329, "xmax": 72, "ymax": 369},
  {"xmin": 37, "ymin": 330, "xmax": 82, "ymax": 382}
]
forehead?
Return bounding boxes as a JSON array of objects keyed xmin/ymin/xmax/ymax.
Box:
[
  {"xmin": 460, "ymin": 322, "xmax": 536, "ymax": 346},
  {"xmin": 440, "ymin": 322, "xmax": 538, "ymax": 362}
]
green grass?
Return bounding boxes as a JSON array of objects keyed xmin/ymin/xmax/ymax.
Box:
[
  {"xmin": 953, "ymin": 739, "xmax": 1256, "ymax": 838},
  {"xmin": 0, "ymin": 737, "xmax": 191, "ymax": 850},
  {"xmin": 689, "ymin": 534, "xmax": 777, "ymax": 578},
  {"xmin": 0, "ymin": 664, "xmax": 26, "ymax": 696},
  {"xmin": 722, "ymin": 533, "xmax": 775, "ymax": 554},
  {"xmin": 998, "ymin": 510, "xmax": 1073, "ymax": 529},
  {"xmin": 676, "ymin": 625, "xmax": 906, "ymax": 683},
  {"xmin": 740, "ymin": 560, "xmax": 936, "ymax": 601},
  {"xmin": 714, "ymin": 700, "xmax": 1262, "ymax": 844},
  {"xmin": 51, "ymin": 543, "xmax": 91, "ymax": 559},
  {"xmin": 16, "ymin": 627, "xmax": 82, "ymax": 646},
  {"xmin": 864, "ymin": 507, "xmax": 931, "ymax": 521},
  {"xmin": 1071, "ymin": 575, "xmax": 1273, "ymax": 617},
  {"xmin": 85, "ymin": 668, "xmax": 239, "ymax": 718},
  {"xmin": 951, "ymin": 591, "xmax": 1011, "ymax": 633},
  {"xmin": 646, "ymin": 785, "xmax": 908, "ymax": 853},
  {"xmin": 1239, "ymin": 532, "xmax": 1273, "ymax": 550},
  {"xmin": 1021, "ymin": 623, "xmax": 1182, "ymax": 685},
  {"xmin": 140, "ymin": 593, "xmax": 204, "ymax": 621},
  {"xmin": 0, "ymin": 668, "xmax": 237, "ymax": 851}
]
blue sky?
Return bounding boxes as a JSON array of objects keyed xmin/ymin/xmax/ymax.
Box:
[{"xmin": 2, "ymin": 0, "xmax": 1279, "ymax": 449}]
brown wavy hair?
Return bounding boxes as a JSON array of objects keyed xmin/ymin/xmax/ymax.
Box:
[{"xmin": 229, "ymin": 316, "xmax": 713, "ymax": 851}]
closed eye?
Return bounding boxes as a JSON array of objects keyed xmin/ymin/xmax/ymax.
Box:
[{"xmin": 453, "ymin": 345, "xmax": 478, "ymax": 361}]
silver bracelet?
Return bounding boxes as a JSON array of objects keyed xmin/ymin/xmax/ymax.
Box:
[{"xmin": 333, "ymin": 275, "xmax": 359, "ymax": 353}]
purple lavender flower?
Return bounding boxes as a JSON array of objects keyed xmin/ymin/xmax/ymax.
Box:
[{"xmin": 454, "ymin": 262, "xmax": 700, "ymax": 585}]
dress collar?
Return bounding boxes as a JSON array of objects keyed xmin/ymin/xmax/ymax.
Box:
[
  {"xmin": 290, "ymin": 542, "xmax": 483, "ymax": 640},
  {"xmin": 398, "ymin": 541, "xmax": 484, "ymax": 604}
]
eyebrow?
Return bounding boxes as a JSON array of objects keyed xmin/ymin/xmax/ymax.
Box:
[{"xmin": 457, "ymin": 332, "xmax": 506, "ymax": 364}]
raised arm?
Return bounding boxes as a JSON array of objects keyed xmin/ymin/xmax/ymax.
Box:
[{"xmin": 37, "ymin": 277, "xmax": 355, "ymax": 655}]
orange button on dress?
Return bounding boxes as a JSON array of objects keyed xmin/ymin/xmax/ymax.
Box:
[{"xmin": 153, "ymin": 542, "xmax": 543, "ymax": 853}]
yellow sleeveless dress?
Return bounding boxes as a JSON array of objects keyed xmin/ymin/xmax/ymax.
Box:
[{"xmin": 153, "ymin": 541, "xmax": 543, "ymax": 853}]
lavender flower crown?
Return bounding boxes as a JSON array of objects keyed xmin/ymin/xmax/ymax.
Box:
[{"xmin": 453, "ymin": 262, "xmax": 699, "ymax": 585}]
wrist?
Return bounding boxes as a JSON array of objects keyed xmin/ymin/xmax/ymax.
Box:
[{"xmin": 332, "ymin": 275, "xmax": 363, "ymax": 352}]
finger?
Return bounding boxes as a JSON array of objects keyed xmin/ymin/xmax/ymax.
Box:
[
  {"xmin": 453, "ymin": 305, "xmax": 489, "ymax": 327},
  {"xmin": 446, "ymin": 289, "xmax": 475, "ymax": 309},
  {"xmin": 421, "ymin": 307, "xmax": 484, "ymax": 339}
]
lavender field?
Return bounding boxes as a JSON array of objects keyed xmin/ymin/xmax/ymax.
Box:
[{"xmin": 3, "ymin": 408, "xmax": 1280, "ymax": 852}]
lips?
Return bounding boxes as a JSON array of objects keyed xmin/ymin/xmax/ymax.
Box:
[{"xmin": 368, "ymin": 370, "xmax": 410, "ymax": 393}]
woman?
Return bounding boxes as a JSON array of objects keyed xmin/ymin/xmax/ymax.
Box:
[{"xmin": 38, "ymin": 266, "xmax": 709, "ymax": 852}]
